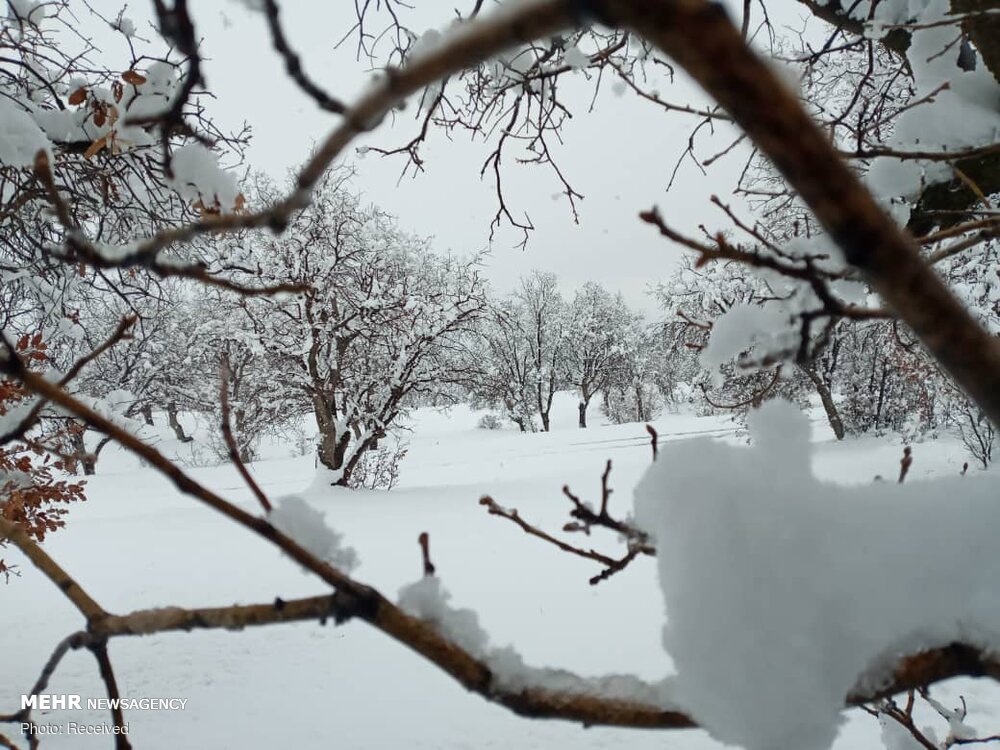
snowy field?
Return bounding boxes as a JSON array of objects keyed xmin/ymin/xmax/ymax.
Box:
[{"xmin": 1, "ymin": 395, "xmax": 994, "ymax": 749}]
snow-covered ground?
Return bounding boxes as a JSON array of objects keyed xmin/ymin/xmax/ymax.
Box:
[{"xmin": 1, "ymin": 394, "xmax": 993, "ymax": 749}]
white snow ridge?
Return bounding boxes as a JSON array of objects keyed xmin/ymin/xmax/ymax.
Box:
[{"xmin": 634, "ymin": 400, "xmax": 1000, "ymax": 750}]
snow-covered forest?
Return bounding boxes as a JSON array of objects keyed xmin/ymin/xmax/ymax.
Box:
[{"xmin": 1, "ymin": 0, "xmax": 999, "ymax": 748}]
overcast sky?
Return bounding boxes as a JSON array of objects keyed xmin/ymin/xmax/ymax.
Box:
[{"xmin": 91, "ymin": 1, "xmax": 812, "ymax": 310}]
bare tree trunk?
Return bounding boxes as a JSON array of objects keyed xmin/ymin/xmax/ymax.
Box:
[
  {"xmin": 67, "ymin": 427, "xmax": 96, "ymax": 476},
  {"xmin": 167, "ymin": 402, "xmax": 193, "ymax": 443},
  {"xmin": 234, "ymin": 409, "xmax": 254, "ymax": 464},
  {"xmin": 140, "ymin": 404, "xmax": 154, "ymax": 426},
  {"xmin": 313, "ymin": 393, "xmax": 355, "ymax": 485},
  {"xmin": 635, "ymin": 383, "xmax": 647, "ymax": 422},
  {"xmin": 316, "ymin": 430, "xmax": 342, "ymax": 472},
  {"xmin": 875, "ymin": 364, "xmax": 889, "ymax": 430},
  {"xmin": 800, "ymin": 363, "xmax": 846, "ymax": 440},
  {"xmin": 316, "ymin": 430, "xmax": 354, "ymax": 485},
  {"xmin": 535, "ymin": 385, "xmax": 552, "ymax": 432},
  {"xmin": 578, "ymin": 385, "xmax": 593, "ymax": 428}
]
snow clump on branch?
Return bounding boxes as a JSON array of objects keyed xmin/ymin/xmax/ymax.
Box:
[
  {"xmin": 634, "ymin": 400, "xmax": 1000, "ymax": 750},
  {"xmin": 268, "ymin": 495, "xmax": 358, "ymax": 572}
]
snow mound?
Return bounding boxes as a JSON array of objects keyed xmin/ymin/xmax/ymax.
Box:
[
  {"xmin": 268, "ymin": 495, "xmax": 358, "ymax": 572},
  {"xmin": 634, "ymin": 400, "xmax": 1000, "ymax": 750}
]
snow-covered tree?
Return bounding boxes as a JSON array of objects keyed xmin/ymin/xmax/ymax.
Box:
[
  {"xmin": 600, "ymin": 322, "xmax": 665, "ymax": 425},
  {"xmin": 232, "ymin": 172, "xmax": 487, "ymax": 485},
  {"xmin": 0, "ymin": 1, "xmax": 250, "ymax": 478},
  {"xmin": 656, "ymin": 258, "xmax": 815, "ymax": 424},
  {"xmin": 465, "ymin": 306, "xmax": 539, "ymax": 432},
  {"xmin": 563, "ymin": 283, "xmax": 637, "ymax": 427},
  {"xmin": 515, "ymin": 271, "xmax": 568, "ymax": 432},
  {"xmin": 466, "ymin": 272, "xmax": 568, "ymax": 432}
]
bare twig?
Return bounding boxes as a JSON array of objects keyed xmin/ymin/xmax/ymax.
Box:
[
  {"xmin": 563, "ymin": 461, "xmax": 651, "ymax": 547},
  {"xmin": 842, "ymin": 142, "xmax": 1000, "ymax": 162},
  {"xmin": 898, "ymin": 446, "xmax": 913, "ymax": 484},
  {"xmin": 219, "ymin": 358, "xmax": 271, "ymax": 512},
  {"xmin": 479, "ymin": 496, "xmax": 618, "ymax": 567},
  {"xmin": 88, "ymin": 641, "xmax": 131, "ymax": 750},
  {"xmin": 0, "ymin": 631, "xmax": 90, "ymax": 727},
  {"xmin": 261, "ymin": 0, "xmax": 347, "ymax": 114},
  {"xmin": 418, "ymin": 532, "xmax": 436, "ymax": 577},
  {"xmin": 105, "ymin": 0, "xmax": 582, "ymax": 257}
]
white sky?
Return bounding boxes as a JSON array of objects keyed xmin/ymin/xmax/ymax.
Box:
[{"xmin": 91, "ymin": 1, "xmax": 813, "ymax": 309}]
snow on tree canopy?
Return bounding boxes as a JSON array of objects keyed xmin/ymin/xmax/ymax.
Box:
[
  {"xmin": 698, "ymin": 302, "xmax": 793, "ymax": 372},
  {"xmin": 633, "ymin": 400, "xmax": 1000, "ymax": 750},
  {"xmin": 168, "ymin": 143, "xmax": 240, "ymax": 211},
  {"xmin": 0, "ymin": 98, "xmax": 51, "ymax": 168}
]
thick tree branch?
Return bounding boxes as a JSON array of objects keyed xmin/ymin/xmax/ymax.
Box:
[
  {"xmin": 794, "ymin": 0, "xmax": 913, "ymax": 57},
  {"xmin": 88, "ymin": 641, "xmax": 131, "ymax": 750},
  {"xmin": 0, "ymin": 517, "xmax": 106, "ymax": 621},
  {"xmin": 608, "ymin": 0, "xmax": 1000, "ymax": 427}
]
